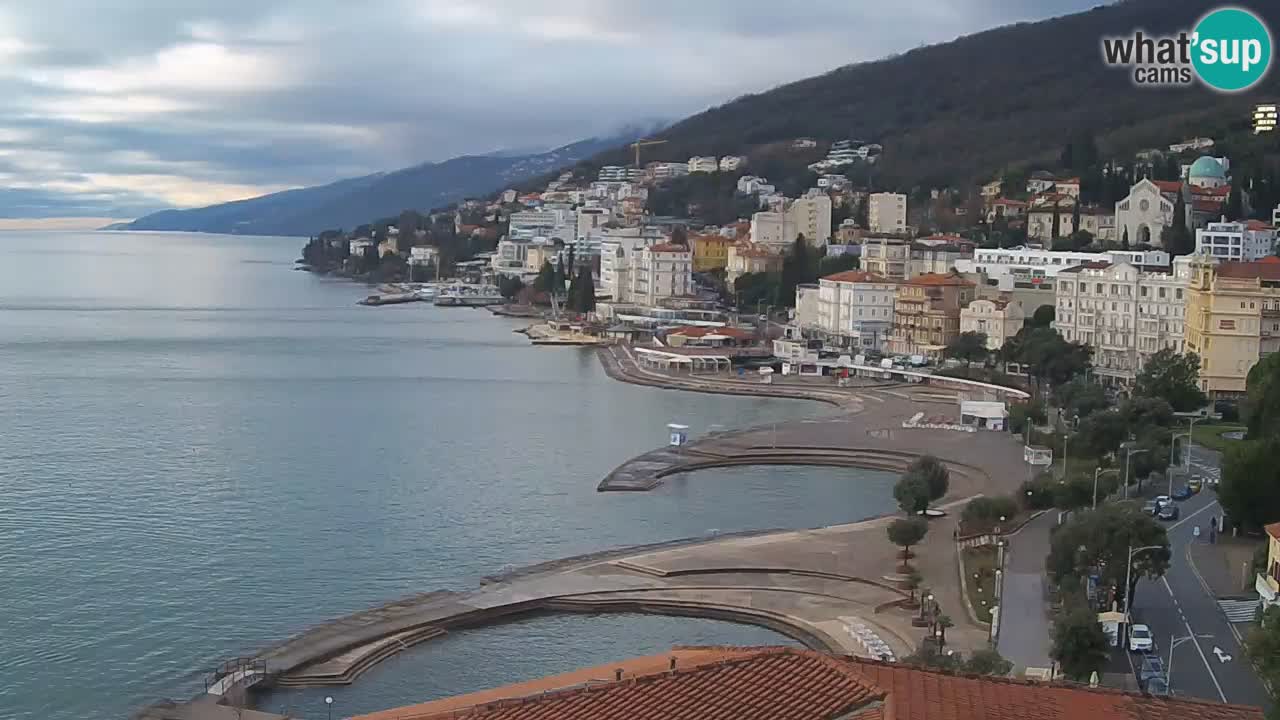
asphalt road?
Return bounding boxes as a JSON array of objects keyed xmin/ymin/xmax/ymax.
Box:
[
  {"xmin": 1125, "ymin": 447, "xmax": 1270, "ymax": 708},
  {"xmin": 997, "ymin": 511, "xmax": 1057, "ymax": 673}
]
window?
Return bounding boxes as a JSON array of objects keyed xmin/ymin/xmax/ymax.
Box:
[
  {"xmin": 1141, "ymin": 286, "xmax": 1149, "ymax": 297},
  {"xmin": 1158, "ymin": 287, "xmax": 1166, "ymax": 299},
  {"xmin": 1221, "ymin": 319, "xmax": 1236, "ymax": 330},
  {"xmin": 1176, "ymin": 289, "xmax": 1183, "ymax": 300},
  {"xmin": 1096, "ymin": 283, "xmax": 1103, "ymax": 294}
]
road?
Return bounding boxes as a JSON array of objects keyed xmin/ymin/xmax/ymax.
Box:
[
  {"xmin": 997, "ymin": 511, "xmax": 1057, "ymax": 673},
  {"xmin": 1126, "ymin": 446, "xmax": 1270, "ymax": 707}
]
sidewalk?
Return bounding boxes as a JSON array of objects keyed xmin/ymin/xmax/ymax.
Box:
[
  {"xmin": 996, "ymin": 510, "xmax": 1057, "ymax": 673},
  {"xmin": 1188, "ymin": 536, "xmax": 1262, "ymax": 598}
]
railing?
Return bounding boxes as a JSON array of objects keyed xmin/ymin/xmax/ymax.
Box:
[{"xmin": 205, "ymin": 657, "xmax": 268, "ymax": 695}]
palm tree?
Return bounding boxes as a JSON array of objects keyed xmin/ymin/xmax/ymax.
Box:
[{"xmin": 937, "ymin": 615, "xmax": 954, "ymax": 648}]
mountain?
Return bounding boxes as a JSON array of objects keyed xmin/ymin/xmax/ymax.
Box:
[
  {"xmin": 567, "ymin": 0, "xmax": 1280, "ymax": 191},
  {"xmin": 119, "ymin": 130, "xmax": 655, "ymax": 236}
]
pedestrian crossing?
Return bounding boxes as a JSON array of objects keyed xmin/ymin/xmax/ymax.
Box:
[{"xmin": 1218, "ymin": 599, "xmax": 1261, "ymax": 623}]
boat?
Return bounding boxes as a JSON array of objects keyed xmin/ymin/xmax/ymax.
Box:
[
  {"xmin": 434, "ymin": 284, "xmax": 505, "ymax": 307},
  {"xmin": 358, "ymin": 292, "xmax": 419, "ymax": 306}
]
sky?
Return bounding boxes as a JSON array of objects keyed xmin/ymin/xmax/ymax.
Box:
[{"xmin": 0, "ymin": 0, "xmax": 1102, "ymax": 224}]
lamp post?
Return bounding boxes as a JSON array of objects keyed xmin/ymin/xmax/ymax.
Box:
[
  {"xmin": 1123, "ymin": 446, "xmax": 1148, "ymax": 499},
  {"xmin": 1169, "ymin": 431, "xmax": 1191, "ymax": 496},
  {"xmin": 1185, "ymin": 416, "xmax": 1199, "ymax": 468},
  {"xmin": 1062, "ymin": 433, "xmax": 1070, "ymax": 479},
  {"xmin": 325, "ymin": 696, "xmax": 334, "ymax": 720},
  {"xmin": 1167, "ymin": 631, "xmax": 1214, "ymax": 695},
  {"xmin": 1122, "ymin": 544, "xmax": 1165, "ymax": 641}
]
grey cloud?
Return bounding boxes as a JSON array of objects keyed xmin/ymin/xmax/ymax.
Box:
[{"xmin": 0, "ymin": 0, "xmax": 1099, "ymax": 219}]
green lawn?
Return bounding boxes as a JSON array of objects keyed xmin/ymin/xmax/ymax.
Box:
[
  {"xmin": 962, "ymin": 546, "xmax": 998, "ymax": 624},
  {"xmin": 1191, "ymin": 423, "xmax": 1247, "ymax": 453}
]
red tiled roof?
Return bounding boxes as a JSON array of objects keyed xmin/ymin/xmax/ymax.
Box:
[
  {"xmin": 1246, "ymin": 220, "xmax": 1275, "ymax": 232},
  {"xmin": 1266, "ymin": 522, "xmax": 1280, "ymax": 541},
  {"xmin": 1193, "ymin": 185, "xmax": 1232, "ymax": 198},
  {"xmin": 1057, "ymin": 177, "xmax": 1081, "ymax": 185},
  {"xmin": 993, "ymin": 198, "xmax": 1028, "ymax": 207},
  {"xmin": 906, "ymin": 272, "xmax": 974, "ymax": 287},
  {"xmin": 1216, "ymin": 261, "xmax": 1280, "ymax": 281},
  {"xmin": 824, "ymin": 270, "xmax": 893, "ymax": 284},
  {"xmin": 356, "ymin": 647, "xmax": 1264, "ymax": 720},
  {"xmin": 1152, "ymin": 180, "xmax": 1184, "ymax": 195},
  {"xmin": 1194, "ymin": 199, "xmax": 1226, "ymax": 213},
  {"xmin": 1260, "ymin": 256, "xmax": 1280, "ymax": 265}
]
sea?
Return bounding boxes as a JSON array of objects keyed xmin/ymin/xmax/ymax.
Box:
[{"xmin": 0, "ymin": 231, "xmax": 896, "ymax": 720}]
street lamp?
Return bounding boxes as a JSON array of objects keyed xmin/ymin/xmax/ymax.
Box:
[
  {"xmin": 1122, "ymin": 544, "xmax": 1165, "ymax": 640},
  {"xmin": 325, "ymin": 696, "xmax": 334, "ymax": 720},
  {"xmin": 1185, "ymin": 416, "xmax": 1199, "ymax": 469},
  {"xmin": 1123, "ymin": 446, "xmax": 1148, "ymax": 500},
  {"xmin": 1167, "ymin": 631, "xmax": 1214, "ymax": 696},
  {"xmin": 1169, "ymin": 431, "xmax": 1191, "ymax": 496},
  {"xmin": 1092, "ymin": 467, "xmax": 1119, "ymax": 509},
  {"xmin": 1062, "ymin": 433, "xmax": 1070, "ymax": 479}
]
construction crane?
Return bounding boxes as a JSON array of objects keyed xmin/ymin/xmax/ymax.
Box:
[{"xmin": 630, "ymin": 138, "xmax": 668, "ymax": 169}]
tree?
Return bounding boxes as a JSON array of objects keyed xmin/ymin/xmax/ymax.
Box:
[
  {"xmin": 1029, "ymin": 305, "xmax": 1055, "ymax": 329},
  {"xmin": 1052, "ymin": 377, "xmax": 1108, "ymax": 419},
  {"xmin": 1051, "ymin": 199, "xmax": 1062, "ymax": 239},
  {"xmin": 1165, "ymin": 190, "xmax": 1194, "ymax": 256},
  {"xmin": 1246, "ymin": 352, "xmax": 1280, "ymax": 439},
  {"xmin": 498, "ymin": 276, "xmax": 525, "ymax": 300},
  {"xmin": 534, "ymin": 260, "xmax": 557, "ymax": 294},
  {"xmin": 963, "ymin": 648, "xmax": 1013, "ymax": 676},
  {"xmin": 576, "ymin": 268, "xmax": 596, "ymax": 313},
  {"xmin": 1045, "ymin": 504, "xmax": 1170, "ymax": 608},
  {"xmin": 779, "ymin": 234, "xmax": 817, "ymax": 307},
  {"xmin": 1121, "ymin": 226, "xmax": 1130, "ymax": 249},
  {"xmin": 906, "ymin": 455, "xmax": 950, "ymax": 502},
  {"xmin": 886, "ymin": 517, "xmax": 929, "ymax": 565},
  {"xmin": 670, "ymin": 226, "xmax": 689, "ymax": 246},
  {"xmin": 893, "ymin": 474, "xmax": 932, "ymax": 515},
  {"xmin": 1071, "ymin": 202, "xmax": 1081, "ymax": 239},
  {"xmin": 854, "ymin": 196, "xmax": 869, "ymax": 229},
  {"xmin": 1004, "ymin": 326, "xmax": 1092, "ymax": 390},
  {"xmin": 945, "ymin": 331, "xmax": 989, "ymax": 364},
  {"xmin": 1134, "ymin": 349, "xmax": 1207, "ymax": 412},
  {"xmin": 818, "ymin": 253, "xmax": 859, "ymax": 276},
  {"xmin": 1247, "ymin": 606, "xmax": 1280, "ymax": 710},
  {"xmin": 1227, "ymin": 185, "xmax": 1245, "ymax": 222},
  {"xmin": 1051, "ymin": 605, "xmax": 1110, "ymax": 680},
  {"xmin": 1220, "ymin": 436, "xmax": 1280, "ymax": 532},
  {"xmin": 961, "ymin": 495, "xmax": 1020, "ymax": 532}
]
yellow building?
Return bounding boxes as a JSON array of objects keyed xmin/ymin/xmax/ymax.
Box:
[
  {"xmin": 1184, "ymin": 257, "xmax": 1280, "ymax": 399},
  {"xmin": 1260, "ymin": 523, "xmax": 1280, "ymax": 608},
  {"xmin": 887, "ymin": 272, "xmax": 975, "ymax": 357},
  {"xmin": 691, "ymin": 233, "xmax": 731, "ymax": 272}
]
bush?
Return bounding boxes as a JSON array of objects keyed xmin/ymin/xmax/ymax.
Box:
[
  {"xmin": 1008, "ymin": 402, "xmax": 1047, "ymax": 435},
  {"xmin": 961, "ymin": 495, "xmax": 1020, "ymax": 532},
  {"xmin": 963, "ymin": 648, "xmax": 1014, "ymax": 676},
  {"xmin": 1019, "ymin": 477, "xmax": 1058, "ymax": 510}
]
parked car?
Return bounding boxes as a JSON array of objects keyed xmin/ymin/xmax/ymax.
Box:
[
  {"xmin": 1139, "ymin": 654, "xmax": 1166, "ymax": 683},
  {"xmin": 1129, "ymin": 624, "xmax": 1155, "ymax": 653},
  {"xmin": 1142, "ymin": 500, "xmax": 1160, "ymax": 516},
  {"xmin": 1188, "ymin": 477, "xmax": 1203, "ymax": 493},
  {"xmin": 1172, "ymin": 486, "xmax": 1195, "ymax": 501},
  {"xmin": 1158, "ymin": 504, "xmax": 1180, "ymax": 521},
  {"xmin": 1155, "ymin": 495, "xmax": 1172, "ymax": 508},
  {"xmin": 1144, "ymin": 675, "xmax": 1170, "ymax": 696}
]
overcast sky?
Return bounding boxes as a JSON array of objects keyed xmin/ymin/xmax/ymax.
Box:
[{"xmin": 0, "ymin": 0, "xmax": 1101, "ymax": 223}]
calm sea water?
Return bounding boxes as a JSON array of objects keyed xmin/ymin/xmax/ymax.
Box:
[{"xmin": 0, "ymin": 231, "xmax": 895, "ymax": 720}]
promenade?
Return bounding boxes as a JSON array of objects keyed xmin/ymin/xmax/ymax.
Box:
[{"xmin": 147, "ymin": 352, "xmax": 1034, "ymax": 720}]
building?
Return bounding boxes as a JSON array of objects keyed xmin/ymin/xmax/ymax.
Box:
[
  {"xmin": 491, "ymin": 239, "xmax": 528, "ymax": 276},
  {"xmin": 600, "ymin": 226, "xmax": 665, "ymax": 301},
  {"xmin": 792, "ymin": 137, "xmax": 817, "ymax": 149},
  {"xmin": 1259, "ymin": 522, "xmax": 1280, "ymax": 609},
  {"xmin": 1188, "ymin": 156, "xmax": 1229, "ymax": 190},
  {"xmin": 888, "ymin": 272, "xmax": 975, "ymax": 357},
  {"xmin": 960, "ymin": 297, "xmax": 1025, "ymax": 350},
  {"xmin": 1170, "ymin": 137, "xmax": 1216, "ymax": 153},
  {"xmin": 719, "ymin": 155, "xmax": 747, "ymax": 172},
  {"xmin": 1027, "ymin": 194, "xmax": 1078, "ymax": 241},
  {"xmin": 987, "ymin": 198, "xmax": 1028, "ymax": 223},
  {"xmin": 351, "ymin": 645, "xmax": 1265, "ymax": 720},
  {"xmin": 648, "ymin": 162, "xmax": 689, "ymax": 182},
  {"xmin": 1275, "ymin": 203, "xmax": 1280, "ymax": 228},
  {"xmin": 1255, "ymin": 103, "xmax": 1278, "ymax": 134},
  {"xmin": 1184, "ymin": 257, "xmax": 1280, "ymax": 399},
  {"xmin": 868, "ymin": 192, "xmax": 907, "ymax": 234},
  {"xmin": 523, "ymin": 243, "xmax": 555, "ymax": 273},
  {"xmin": 409, "ymin": 245, "xmax": 438, "ymax": 267},
  {"xmin": 691, "ymin": 233, "xmax": 732, "ymax": 272},
  {"xmin": 688, "ymin": 156, "xmax": 719, "ymax": 173},
  {"xmin": 788, "ymin": 194, "xmax": 833, "ymax": 247},
  {"xmin": 599, "ymin": 165, "xmax": 641, "ymax": 182},
  {"xmin": 1078, "ymin": 206, "xmax": 1118, "ymax": 242},
  {"xmin": 1026, "ymin": 170, "xmax": 1057, "ymax": 194},
  {"xmin": 1115, "ymin": 179, "xmax": 1188, "ymax": 248},
  {"xmin": 1055, "ymin": 260, "xmax": 1191, "ymax": 385},
  {"xmin": 908, "ymin": 236, "xmax": 974, "ymax": 276},
  {"xmin": 726, "ymin": 243, "xmax": 782, "ymax": 284},
  {"xmin": 348, "ymin": 238, "xmax": 374, "ymax": 257},
  {"xmin": 860, "ymin": 236, "xmax": 909, "ymax": 281},
  {"xmin": 1055, "ymin": 177, "xmax": 1081, "ymax": 198},
  {"xmin": 737, "ymin": 175, "xmax": 775, "ymax": 195},
  {"xmin": 509, "ymin": 208, "xmax": 574, "ymax": 244},
  {"xmin": 665, "ymin": 325, "xmax": 756, "ymax": 348},
  {"xmin": 981, "ymin": 179, "xmax": 1004, "ymax": 200},
  {"xmin": 956, "ymin": 247, "xmax": 1171, "ymax": 293},
  {"xmin": 629, "ymin": 243, "xmax": 693, "ymax": 306},
  {"xmin": 1196, "ymin": 220, "xmax": 1278, "ymax": 262},
  {"xmin": 803, "ymin": 270, "xmax": 897, "ymax": 350},
  {"xmin": 750, "ymin": 210, "xmax": 787, "ymax": 247}
]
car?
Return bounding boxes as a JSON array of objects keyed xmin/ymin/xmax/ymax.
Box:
[
  {"xmin": 1129, "ymin": 624, "xmax": 1155, "ymax": 653},
  {"xmin": 1142, "ymin": 500, "xmax": 1160, "ymax": 516},
  {"xmin": 1144, "ymin": 675, "xmax": 1170, "ymax": 696},
  {"xmin": 1139, "ymin": 654, "xmax": 1166, "ymax": 683},
  {"xmin": 1158, "ymin": 504, "xmax": 1180, "ymax": 521},
  {"xmin": 1172, "ymin": 486, "xmax": 1195, "ymax": 501},
  {"xmin": 1154, "ymin": 495, "xmax": 1172, "ymax": 508},
  {"xmin": 1187, "ymin": 477, "xmax": 1203, "ymax": 493}
]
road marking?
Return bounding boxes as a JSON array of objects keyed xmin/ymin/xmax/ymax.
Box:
[
  {"xmin": 1218, "ymin": 600, "xmax": 1262, "ymax": 624},
  {"xmin": 1214, "ymin": 647, "xmax": 1234, "ymax": 663},
  {"xmin": 1169, "ymin": 500, "xmax": 1219, "ymax": 531},
  {"xmin": 1163, "ymin": 576, "xmax": 1228, "ymax": 703}
]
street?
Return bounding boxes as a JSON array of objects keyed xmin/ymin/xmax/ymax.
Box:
[
  {"xmin": 1123, "ymin": 446, "xmax": 1270, "ymax": 707},
  {"xmin": 997, "ymin": 511, "xmax": 1057, "ymax": 673}
]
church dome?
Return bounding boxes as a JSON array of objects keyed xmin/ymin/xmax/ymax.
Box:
[{"xmin": 1189, "ymin": 156, "xmax": 1226, "ymax": 180}]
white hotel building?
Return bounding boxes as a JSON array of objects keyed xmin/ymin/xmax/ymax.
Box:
[
  {"xmin": 955, "ymin": 247, "xmax": 1171, "ymax": 291},
  {"xmin": 1195, "ymin": 220, "xmax": 1277, "ymax": 262},
  {"xmin": 794, "ymin": 270, "xmax": 896, "ymax": 350},
  {"xmin": 1053, "ymin": 258, "xmax": 1192, "ymax": 385}
]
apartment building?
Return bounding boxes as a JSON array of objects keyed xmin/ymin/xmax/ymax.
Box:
[
  {"xmin": 1196, "ymin": 220, "xmax": 1278, "ymax": 262},
  {"xmin": 860, "ymin": 235, "xmax": 910, "ymax": 280},
  {"xmin": 691, "ymin": 233, "xmax": 731, "ymax": 272},
  {"xmin": 868, "ymin": 192, "xmax": 907, "ymax": 234},
  {"xmin": 955, "ymin": 247, "xmax": 1171, "ymax": 292},
  {"xmin": 726, "ymin": 243, "xmax": 782, "ymax": 284},
  {"xmin": 599, "ymin": 226, "xmax": 665, "ymax": 301},
  {"xmin": 750, "ymin": 195, "xmax": 833, "ymax": 249},
  {"xmin": 629, "ymin": 243, "xmax": 693, "ymax": 306},
  {"xmin": 795, "ymin": 270, "xmax": 898, "ymax": 350},
  {"xmin": 960, "ymin": 298, "xmax": 1025, "ymax": 351},
  {"xmin": 1184, "ymin": 257, "xmax": 1280, "ymax": 398},
  {"xmin": 1054, "ymin": 259, "xmax": 1191, "ymax": 386},
  {"xmin": 688, "ymin": 156, "xmax": 719, "ymax": 173},
  {"xmin": 648, "ymin": 162, "xmax": 690, "ymax": 181},
  {"xmin": 908, "ymin": 236, "xmax": 974, "ymax": 276},
  {"xmin": 887, "ymin": 272, "xmax": 975, "ymax": 356},
  {"xmin": 719, "ymin": 155, "xmax": 747, "ymax": 171}
]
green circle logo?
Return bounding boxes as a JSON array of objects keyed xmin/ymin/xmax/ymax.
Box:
[{"xmin": 1192, "ymin": 7, "xmax": 1272, "ymax": 92}]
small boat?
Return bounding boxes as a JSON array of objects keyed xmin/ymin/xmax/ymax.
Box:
[{"xmin": 358, "ymin": 292, "xmax": 419, "ymax": 306}]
